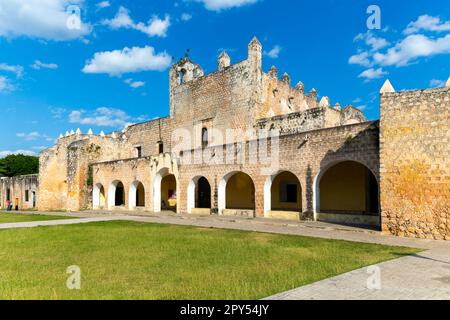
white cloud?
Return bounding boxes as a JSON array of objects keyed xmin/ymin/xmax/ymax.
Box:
[
  {"xmin": 373, "ymin": 34, "xmax": 450, "ymax": 67},
  {"xmin": 429, "ymin": 79, "xmax": 445, "ymax": 88},
  {"xmin": 349, "ymin": 15, "xmax": 450, "ymax": 80},
  {"xmin": 16, "ymin": 132, "xmax": 53, "ymax": 141},
  {"xmin": 0, "ymin": 150, "xmax": 36, "ymax": 158},
  {"xmin": 264, "ymin": 45, "xmax": 282, "ymax": 59},
  {"xmin": 0, "ymin": 76, "xmax": 14, "ymax": 92},
  {"xmin": 197, "ymin": 0, "xmax": 259, "ymax": 11},
  {"xmin": 49, "ymin": 107, "xmax": 67, "ymax": 119},
  {"xmin": 0, "ymin": 0, "xmax": 91, "ymax": 41},
  {"xmin": 82, "ymin": 46, "xmax": 172, "ymax": 76},
  {"xmin": 349, "ymin": 51, "xmax": 371, "ymax": 67},
  {"xmin": 102, "ymin": 7, "xmax": 171, "ymax": 38},
  {"xmin": 124, "ymin": 79, "xmax": 145, "ymax": 89},
  {"xmin": 181, "ymin": 13, "xmax": 193, "ymax": 21},
  {"xmin": 404, "ymin": 15, "xmax": 450, "ymax": 35},
  {"xmin": 354, "ymin": 31, "xmax": 389, "ymax": 51},
  {"xmin": 358, "ymin": 68, "xmax": 388, "ymax": 81},
  {"xmin": 136, "ymin": 15, "xmax": 171, "ymax": 38},
  {"xmin": 102, "ymin": 6, "xmax": 134, "ymax": 29},
  {"xmin": 357, "ymin": 105, "xmax": 367, "ymax": 111},
  {"xmin": 31, "ymin": 60, "xmax": 58, "ymax": 70},
  {"xmin": 96, "ymin": 1, "xmax": 110, "ymax": 10},
  {"xmin": 69, "ymin": 107, "xmax": 147, "ymax": 128},
  {"xmin": 0, "ymin": 63, "xmax": 24, "ymax": 77}
]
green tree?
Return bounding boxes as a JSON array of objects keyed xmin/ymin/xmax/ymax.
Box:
[{"xmin": 0, "ymin": 154, "xmax": 39, "ymax": 177}]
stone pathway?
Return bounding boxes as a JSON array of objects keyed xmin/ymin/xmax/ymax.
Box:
[
  {"xmin": 2, "ymin": 210, "xmax": 449, "ymax": 299},
  {"xmin": 0, "ymin": 216, "xmax": 123, "ymax": 230},
  {"xmin": 265, "ymin": 247, "xmax": 450, "ymax": 300}
]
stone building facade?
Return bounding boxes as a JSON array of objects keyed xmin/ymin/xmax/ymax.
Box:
[
  {"xmin": 4, "ymin": 37, "xmax": 447, "ymax": 240},
  {"xmin": 0, "ymin": 175, "xmax": 38, "ymax": 210}
]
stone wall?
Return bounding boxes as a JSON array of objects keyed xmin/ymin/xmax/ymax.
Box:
[
  {"xmin": 92, "ymin": 153, "xmax": 178, "ymax": 212},
  {"xmin": 0, "ymin": 175, "xmax": 38, "ymax": 210},
  {"xmin": 120, "ymin": 36, "xmax": 367, "ymax": 156},
  {"xmin": 255, "ymin": 106, "xmax": 365, "ymax": 137},
  {"xmin": 177, "ymin": 121, "xmax": 380, "ymax": 219},
  {"xmin": 39, "ymin": 133, "xmax": 135, "ymax": 211},
  {"xmin": 380, "ymin": 87, "xmax": 450, "ymax": 240}
]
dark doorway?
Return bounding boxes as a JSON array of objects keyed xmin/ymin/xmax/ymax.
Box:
[
  {"xmin": 115, "ymin": 182, "xmax": 125, "ymax": 206},
  {"xmin": 197, "ymin": 177, "xmax": 211, "ymax": 208}
]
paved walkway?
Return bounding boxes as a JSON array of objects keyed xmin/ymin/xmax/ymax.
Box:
[
  {"xmin": 0, "ymin": 216, "xmax": 123, "ymax": 230},
  {"xmin": 265, "ymin": 247, "xmax": 450, "ymax": 300},
  {"xmin": 1, "ymin": 210, "xmax": 449, "ymax": 299}
]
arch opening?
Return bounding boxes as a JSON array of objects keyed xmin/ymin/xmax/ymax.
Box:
[
  {"xmin": 264, "ymin": 171, "xmax": 302, "ymax": 220},
  {"xmin": 315, "ymin": 161, "xmax": 380, "ymax": 227},
  {"xmin": 129, "ymin": 181, "xmax": 145, "ymax": 210},
  {"xmin": 93, "ymin": 183, "xmax": 106, "ymax": 209},
  {"xmin": 187, "ymin": 176, "xmax": 211, "ymax": 214},
  {"xmin": 108, "ymin": 180, "xmax": 125, "ymax": 209},
  {"xmin": 219, "ymin": 172, "xmax": 255, "ymax": 217},
  {"xmin": 154, "ymin": 168, "xmax": 177, "ymax": 213}
]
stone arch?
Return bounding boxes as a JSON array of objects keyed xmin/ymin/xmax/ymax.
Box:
[
  {"xmin": 187, "ymin": 176, "xmax": 211, "ymax": 214},
  {"xmin": 218, "ymin": 171, "xmax": 255, "ymax": 216},
  {"xmin": 313, "ymin": 160, "xmax": 380, "ymax": 227},
  {"xmin": 129, "ymin": 181, "xmax": 145, "ymax": 210},
  {"xmin": 153, "ymin": 168, "xmax": 177, "ymax": 213},
  {"xmin": 93, "ymin": 183, "xmax": 106, "ymax": 209},
  {"xmin": 108, "ymin": 180, "xmax": 125, "ymax": 209},
  {"xmin": 264, "ymin": 171, "xmax": 302, "ymax": 219}
]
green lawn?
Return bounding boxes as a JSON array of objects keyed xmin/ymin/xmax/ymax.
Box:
[
  {"xmin": 0, "ymin": 212, "xmax": 74, "ymax": 223},
  {"xmin": 0, "ymin": 221, "xmax": 420, "ymax": 300}
]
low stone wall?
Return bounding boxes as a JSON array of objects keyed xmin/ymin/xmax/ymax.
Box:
[
  {"xmin": 317, "ymin": 213, "xmax": 379, "ymax": 227},
  {"xmin": 267, "ymin": 211, "xmax": 301, "ymax": 221}
]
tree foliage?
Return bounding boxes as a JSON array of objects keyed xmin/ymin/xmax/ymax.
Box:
[{"xmin": 0, "ymin": 154, "xmax": 39, "ymax": 177}]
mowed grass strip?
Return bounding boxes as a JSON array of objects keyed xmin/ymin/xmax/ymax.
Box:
[
  {"xmin": 0, "ymin": 212, "xmax": 75, "ymax": 224},
  {"xmin": 0, "ymin": 221, "xmax": 420, "ymax": 300}
]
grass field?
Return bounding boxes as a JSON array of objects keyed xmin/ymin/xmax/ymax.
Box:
[
  {"xmin": 0, "ymin": 221, "xmax": 420, "ymax": 300},
  {"xmin": 0, "ymin": 212, "xmax": 74, "ymax": 224}
]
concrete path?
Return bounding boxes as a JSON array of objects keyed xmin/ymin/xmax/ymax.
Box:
[
  {"xmin": 265, "ymin": 247, "xmax": 450, "ymax": 300},
  {"xmin": 0, "ymin": 216, "xmax": 123, "ymax": 230},
  {"xmin": 1, "ymin": 210, "xmax": 449, "ymax": 299}
]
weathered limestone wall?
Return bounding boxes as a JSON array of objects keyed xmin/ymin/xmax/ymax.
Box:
[
  {"xmin": 92, "ymin": 157, "xmax": 153, "ymax": 211},
  {"xmin": 177, "ymin": 121, "xmax": 380, "ymax": 219},
  {"xmin": 255, "ymin": 106, "xmax": 365, "ymax": 137},
  {"xmin": 92, "ymin": 153, "xmax": 178, "ymax": 212},
  {"xmin": 258, "ymin": 68, "xmax": 313, "ymax": 119},
  {"xmin": 125, "ymin": 117, "xmax": 174, "ymax": 158},
  {"xmin": 380, "ymin": 87, "xmax": 450, "ymax": 240},
  {"xmin": 0, "ymin": 175, "xmax": 38, "ymax": 210},
  {"xmin": 39, "ymin": 133, "xmax": 135, "ymax": 211}
]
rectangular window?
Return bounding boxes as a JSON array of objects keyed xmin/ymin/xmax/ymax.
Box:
[
  {"xmin": 25, "ymin": 190, "xmax": 29, "ymax": 202},
  {"xmin": 202, "ymin": 128, "xmax": 209, "ymax": 149},
  {"xmin": 6, "ymin": 189, "xmax": 10, "ymax": 201},
  {"xmin": 136, "ymin": 146, "xmax": 142, "ymax": 158},
  {"xmin": 280, "ymin": 183, "xmax": 298, "ymax": 203},
  {"xmin": 158, "ymin": 142, "xmax": 164, "ymax": 154}
]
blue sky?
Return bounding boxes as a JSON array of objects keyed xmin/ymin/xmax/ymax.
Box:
[{"xmin": 0, "ymin": 0, "xmax": 449, "ymax": 157}]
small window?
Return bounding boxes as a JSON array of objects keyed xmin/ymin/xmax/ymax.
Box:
[
  {"xmin": 180, "ymin": 69, "xmax": 186, "ymax": 84},
  {"xmin": 158, "ymin": 142, "xmax": 164, "ymax": 154},
  {"xmin": 25, "ymin": 190, "xmax": 29, "ymax": 202},
  {"xmin": 6, "ymin": 189, "xmax": 10, "ymax": 201},
  {"xmin": 280, "ymin": 183, "xmax": 298, "ymax": 203},
  {"xmin": 136, "ymin": 146, "xmax": 142, "ymax": 158},
  {"xmin": 202, "ymin": 127, "xmax": 209, "ymax": 148}
]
